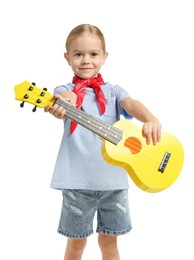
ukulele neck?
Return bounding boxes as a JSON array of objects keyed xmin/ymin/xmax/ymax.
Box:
[{"xmin": 55, "ymin": 99, "xmax": 122, "ymax": 145}]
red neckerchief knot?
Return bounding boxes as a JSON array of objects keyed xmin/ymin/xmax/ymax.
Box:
[{"xmin": 70, "ymin": 73, "xmax": 106, "ymax": 134}]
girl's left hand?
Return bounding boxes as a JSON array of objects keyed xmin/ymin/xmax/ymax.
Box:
[{"xmin": 142, "ymin": 122, "xmax": 162, "ymax": 145}]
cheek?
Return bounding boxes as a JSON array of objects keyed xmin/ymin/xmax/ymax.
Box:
[
  {"xmin": 94, "ymin": 59, "xmax": 104, "ymax": 67},
  {"xmin": 101, "ymin": 57, "xmax": 106, "ymax": 65},
  {"xmin": 68, "ymin": 61, "xmax": 77, "ymax": 70},
  {"xmin": 70, "ymin": 62, "xmax": 80, "ymax": 73},
  {"xmin": 71, "ymin": 59, "xmax": 80, "ymax": 66}
]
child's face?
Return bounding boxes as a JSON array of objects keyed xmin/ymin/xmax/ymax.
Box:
[{"xmin": 64, "ymin": 33, "xmax": 108, "ymax": 79}]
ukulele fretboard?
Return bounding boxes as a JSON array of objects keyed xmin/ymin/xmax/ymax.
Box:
[{"xmin": 55, "ymin": 99, "xmax": 123, "ymax": 145}]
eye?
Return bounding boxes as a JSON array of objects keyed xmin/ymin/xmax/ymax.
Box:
[
  {"xmin": 75, "ymin": 53, "xmax": 82, "ymax": 57},
  {"xmin": 91, "ymin": 52, "xmax": 98, "ymax": 57}
]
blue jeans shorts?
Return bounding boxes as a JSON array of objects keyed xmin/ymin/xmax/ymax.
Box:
[{"xmin": 57, "ymin": 189, "xmax": 132, "ymax": 239}]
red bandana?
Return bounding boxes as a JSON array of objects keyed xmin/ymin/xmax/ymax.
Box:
[{"xmin": 70, "ymin": 73, "xmax": 106, "ymax": 134}]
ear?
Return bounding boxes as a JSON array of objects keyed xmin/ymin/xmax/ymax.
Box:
[
  {"xmin": 102, "ymin": 52, "xmax": 108, "ymax": 65},
  {"xmin": 105, "ymin": 52, "xmax": 108, "ymax": 58},
  {"xmin": 64, "ymin": 52, "xmax": 71, "ymax": 65}
]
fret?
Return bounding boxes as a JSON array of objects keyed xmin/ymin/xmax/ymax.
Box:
[{"xmin": 55, "ymin": 99, "xmax": 123, "ymax": 145}]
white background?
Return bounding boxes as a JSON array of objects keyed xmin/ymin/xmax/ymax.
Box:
[{"xmin": 0, "ymin": 0, "xmax": 193, "ymax": 259}]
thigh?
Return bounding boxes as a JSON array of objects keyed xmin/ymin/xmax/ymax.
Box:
[
  {"xmin": 96, "ymin": 189, "xmax": 132, "ymax": 236},
  {"xmin": 58, "ymin": 189, "xmax": 97, "ymax": 238}
]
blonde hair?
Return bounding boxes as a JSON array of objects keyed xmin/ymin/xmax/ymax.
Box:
[{"xmin": 65, "ymin": 24, "xmax": 106, "ymax": 53}]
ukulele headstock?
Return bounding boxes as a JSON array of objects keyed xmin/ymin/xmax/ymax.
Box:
[{"xmin": 14, "ymin": 81, "xmax": 54, "ymax": 111}]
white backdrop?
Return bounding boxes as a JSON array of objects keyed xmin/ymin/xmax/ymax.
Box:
[{"xmin": 0, "ymin": 0, "xmax": 193, "ymax": 259}]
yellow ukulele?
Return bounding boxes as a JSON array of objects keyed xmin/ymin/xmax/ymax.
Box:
[{"xmin": 14, "ymin": 81, "xmax": 184, "ymax": 193}]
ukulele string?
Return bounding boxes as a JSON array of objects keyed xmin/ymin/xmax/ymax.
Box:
[
  {"xmin": 29, "ymin": 88, "xmax": 171, "ymax": 168},
  {"xmin": 123, "ymin": 135, "xmax": 173, "ymax": 167},
  {"xmin": 56, "ymin": 99, "xmax": 122, "ymax": 144}
]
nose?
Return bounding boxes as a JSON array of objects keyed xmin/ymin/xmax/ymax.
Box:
[{"xmin": 82, "ymin": 54, "xmax": 90, "ymax": 64}]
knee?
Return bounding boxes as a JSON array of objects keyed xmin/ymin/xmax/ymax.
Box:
[
  {"xmin": 98, "ymin": 234, "xmax": 118, "ymax": 252},
  {"xmin": 67, "ymin": 238, "xmax": 87, "ymax": 252}
]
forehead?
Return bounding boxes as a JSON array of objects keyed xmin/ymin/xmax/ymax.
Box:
[{"xmin": 68, "ymin": 33, "xmax": 103, "ymax": 52}]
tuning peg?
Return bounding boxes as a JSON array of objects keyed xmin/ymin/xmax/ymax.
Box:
[
  {"xmin": 31, "ymin": 82, "xmax": 36, "ymax": 86},
  {"xmin": 20, "ymin": 101, "xmax": 25, "ymax": 108},
  {"xmin": 40, "ymin": 91, "xmax": 46, "ymax": 96},
  {"xmin": 40, "ymin": 88, "xmax": 47, "ymax": 96},
  {"xmin": 32, "ymin": 106, "xmax": 37, "ymax": 112}
]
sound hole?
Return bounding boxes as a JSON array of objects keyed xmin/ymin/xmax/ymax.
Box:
[{"xmin": 124, "ymin": 137, "xmax": 142, "ymax": 154}]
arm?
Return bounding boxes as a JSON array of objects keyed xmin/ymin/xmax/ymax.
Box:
[
  {"xmin": 121, "ymin": 97, "xmax": 162, "ymax": 145},
  {"xmin": 44, "ymin": 91, "xmax": 76, "ymax": 119}
]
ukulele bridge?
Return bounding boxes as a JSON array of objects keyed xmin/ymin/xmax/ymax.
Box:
[{"xmin": 158, "ymin": 152, "xmax": 171, "ymax": 173}]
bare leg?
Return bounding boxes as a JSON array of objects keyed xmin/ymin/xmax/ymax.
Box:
[
  {"xmin": 98, "ymin": 234, "xmax": 120, "ymax": 260},
  {"xmin": 64, "ymin": 238, "xmax": 87, "ymax": 260}
]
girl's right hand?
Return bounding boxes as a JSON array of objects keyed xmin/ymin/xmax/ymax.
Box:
[{"xmin": 44, "ymin": 94, "xmax": 66, "ymax": 119}]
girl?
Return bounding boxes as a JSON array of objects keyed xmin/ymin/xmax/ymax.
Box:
[{"xmin": 44, "ymin": 24, "xmax": 161, "ymax": 260}]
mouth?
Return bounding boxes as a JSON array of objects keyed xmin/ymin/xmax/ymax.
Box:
[{"xmin": 79, "ymin": 68, "xmax": 92, "ymax": 70}]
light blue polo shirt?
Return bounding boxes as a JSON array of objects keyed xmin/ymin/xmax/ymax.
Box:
[{"xmin": 50, "ymin": 82, "xmax": 132, "ymax": 190}]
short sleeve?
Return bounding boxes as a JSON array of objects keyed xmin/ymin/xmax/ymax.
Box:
[
  {"xmin": 113, "ymin": 85, "xmax": 133, "ymax": 119},
  {"xmin": 54, "ymin": 83, "xmax": 74, "ymax": 95}
]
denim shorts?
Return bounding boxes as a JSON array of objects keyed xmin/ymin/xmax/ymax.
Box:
[{"xmin": 57, "ymin": 189, "xmax": 132, "ymax": 239}]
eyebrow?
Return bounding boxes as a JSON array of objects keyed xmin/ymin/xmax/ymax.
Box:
[{"xmin": 72, "ymin": 49, "xmax": 101, "ymax": 53}]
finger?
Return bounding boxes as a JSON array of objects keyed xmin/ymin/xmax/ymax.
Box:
[
  {"xmin": 44, "ymin": 105, "xmax": 50, "ymax": 112},
  {"xmin": 146, "ymin": 134, "xmax": 152, "ymax": 145},
  {"xmin": 152, "ymin": 134, "xmax": 158, "ymax": 145},
  {"xmin": 157, "ymin": 130, "xmax": 161, "ymax": 142},
  {"xmin": 142, "ymin": 124, "xmax": 151, "ymax": 145},
  {"xmin": 48, "ymin": 103, "xmax": 59, "ymax": 114},
  {"xmin": 53, "ymin": 106, "xmax": 66, "ymax": 119},
  {"xmin": 152, "ymin": 126, "xmax": 161, "ymax": 145},
  {"xmin": 142, "ymin": 130, "xmax": 152, "ymax": 145}
]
